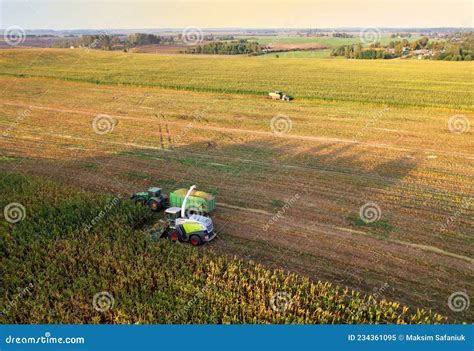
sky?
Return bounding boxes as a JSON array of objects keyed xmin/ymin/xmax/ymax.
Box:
[{"xmin": 0, "ymin": 0, "xmax": 472, "ymax": 30}]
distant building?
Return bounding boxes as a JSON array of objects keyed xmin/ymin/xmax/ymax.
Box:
[{"xmin": 413, "ymin": 49, "xmax": 432, "ymax": 59}]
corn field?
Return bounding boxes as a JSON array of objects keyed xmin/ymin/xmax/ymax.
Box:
[{"xmin": 0, "ymin": 49, "xmax": 472, "ymax": 110}]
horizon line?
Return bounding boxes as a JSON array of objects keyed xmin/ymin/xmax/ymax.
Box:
[{"xmin": 2, "ymin": 26, "xmax": 473, "ymax": 32}]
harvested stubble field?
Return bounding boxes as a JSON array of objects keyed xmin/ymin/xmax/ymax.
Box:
[{"xmin": 0, "ymin": 49, "xmax": 473, "ymax": 321}]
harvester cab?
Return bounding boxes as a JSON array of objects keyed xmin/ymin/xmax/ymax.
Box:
[
  {"xmin": 131, "ymin": 187, "xmax": 169, "ymax": 212},
  {"xmin": 161, "ymin": 185, "xmax": 216, "ymax": 246},
  {"xmin": 164, "ymin": 207, "xmax": 181, "ymax": 226}
]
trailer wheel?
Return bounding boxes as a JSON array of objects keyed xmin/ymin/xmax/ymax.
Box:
[{"xmin": 189, "ymin": 235, "xmax": 202, "ymax": 247}]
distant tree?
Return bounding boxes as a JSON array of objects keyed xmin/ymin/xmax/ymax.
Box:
[
  {"xmin": 410, "ymin": 41, "xmax": 419, "ymax": 50},
  {"xmin": 127, "ymin": 33, "xmax": 162, "ymax": 47},
  {"xmin": 80, "ymin": 34, "xmax": 115, "ymax": 50},
  {"xmin": 418, "ymin": 37, "xmax": 429, "ymax": 47},
  {"xmin": 332, "ymin": 32, "xmax": 354, "ymax": 38},
  {"xmin": 394, "ymin": 42, "xmax": 404, "ymax": 56}
]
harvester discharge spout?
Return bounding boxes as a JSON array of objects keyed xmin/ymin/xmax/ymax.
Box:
[{"xmin": 181, "ymin": 185, "xmax": 197, "ymax": 218}]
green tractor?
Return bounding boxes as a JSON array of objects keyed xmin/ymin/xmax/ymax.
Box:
[
  {"xmin": 131, "ymin": 187, "xmax": 169, "ymax": 212},
  {"xmin": 160, "ymin": 185, "xmax": 216, "ymax": 246}
]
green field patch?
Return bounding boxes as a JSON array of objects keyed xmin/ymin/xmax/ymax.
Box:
[
  {"xmin": 271, "ymin": 199, "xmax": 286, "ymax": 208},
  {"xmin": 261, "ymin": 49, "xmax": 332, "ymax": 59},
  {"xmin": 0, "ymin": 155, "xmax": 22, "ymax": 163},
  {"xmin": 119, "ymin": 149, "xmax": 166, "ymax": 161},
  {"xmin": 126, "ymin": 170, "xmax": 154, "ymax": 181},
  {"xmin": 118, "ymin": 149, "xmax": 270, "ymax": 175},
  {"xmin": 239, "ymin": 34, "xmax": 422, "ymax": 47},
  {"xmin": 347, "ymin": 214, "xmax": 395, "ymax": 239},
  {"xmin": 80, "ymin": 162, "xmax": 99, "ymax": 170}
]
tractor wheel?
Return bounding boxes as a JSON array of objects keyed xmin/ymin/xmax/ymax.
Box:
[
  {"xmin": 168, "ymin": 231, "xmax": 178, "ymax": 243},
  {"xmin": 189, "ymin": 235, "xmax": 202, "ymax": 247},
  {"xmin": 149, "ymin": 200, "xmax": 160, "ymax": 212},
  {"xmin": 136, "ymin": 198, "xmax": 146, "ymax": 206}
]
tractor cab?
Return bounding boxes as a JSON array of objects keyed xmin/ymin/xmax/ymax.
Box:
[
  {"xmin": 164, "ymin": 207, "xmax": 182, "ymax": 227},
  {"xmin": 148, "ymin": 187, "xmax": 162, "ymax": 197},
  {"xmin": 131, "ymin": 186, "xmax": 168, "ymax": 212}
]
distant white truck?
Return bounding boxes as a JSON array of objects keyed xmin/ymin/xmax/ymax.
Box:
[{"xmin": 269, "ymin": 91, "xmax": 293, "ymax": 101}]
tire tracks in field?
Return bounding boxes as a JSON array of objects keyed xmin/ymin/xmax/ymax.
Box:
[
  {"xmin": 6, "ymin": 129, "xmax": 471, "ymax": 203},
  {"xmin": 1, "ymin": 100, "xmax": 473, "ymax": 160}
]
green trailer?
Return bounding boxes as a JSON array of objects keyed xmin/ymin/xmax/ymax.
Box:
[{"xmin": 169, "ymin": 188, "xmax": 216, "ymax": 214}]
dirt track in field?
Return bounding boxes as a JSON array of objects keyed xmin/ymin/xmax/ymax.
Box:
[{"xmin": 1, "ymin": 77, "xmax": 472, "ymax": 321}]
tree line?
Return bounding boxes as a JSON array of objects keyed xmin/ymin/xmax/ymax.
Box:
[
  {"xmin": 331, "ymin": 43, "xmax": 396, "ymax": 59},
  {"xmin": 53, "ymin": 33, "xmax": 176, "ymax": 50},
  {"xmin": 331, "ymin": 32, "xmax": 473, "ymax": 60},
  {"xmin": 53, "ymin": 33, "xmax": 239, "ymax": 51},
  {"xmin": 185, "ymin": 39, "xmax": 263, "ymax": 55}
]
